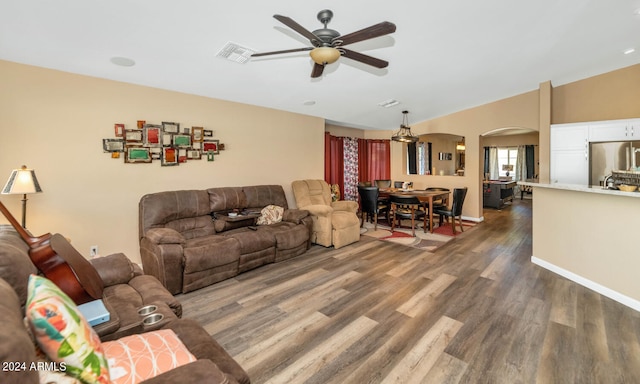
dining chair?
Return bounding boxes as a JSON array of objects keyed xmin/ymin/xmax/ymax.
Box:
[
  {"xmin": 389, "ymin": 194, "xmax": 427, "ymax": 236},
  {"xmin": 374, "ymin": 179, "xmax": 391, "ymax": 188},
  {"xmin": 358, "ymin": 181, "xmax": 372, "ymax": 187},
  {"xmin": 357, "ymin": 186, "xmax": 388, "ymax": 230},
  {"xmin": 434, "ymin": 187, "xmax": 468, "ymax": 234}
]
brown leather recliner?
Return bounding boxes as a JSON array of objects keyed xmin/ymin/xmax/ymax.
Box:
[
  {"xmin": 0, "ymin": 224, "xmax": 250, "ymax": 384},
  {"xmin": 291, "ymin": 179, "xmax": 360, "ymax": 249}
]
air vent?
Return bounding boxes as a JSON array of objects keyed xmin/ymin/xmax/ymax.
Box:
[
  {"xmin": 216, "ymin": 42, "xmax": 255, "ymax": 64},
  {"xmin": 377, "ymin": 99, "xmax": 400, "ymax": 108}
]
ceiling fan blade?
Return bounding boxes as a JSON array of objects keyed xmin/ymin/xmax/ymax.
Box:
[
  {"xmin": 341, "ymin": 48, "xmax": 389, "ymax": 68},
  {"xmin": 252, "ymin": 47, "xmax": 313, "ymax": 57},
  {"xmin": 274, "ymin": 14, "xmax": 321, "ymax": 44},
  {"xmin": 311, "ymin": 63, "xmax": 325, "ymax": 78},
  {"xmin": 334, "ymin": 21, "xmax": 396, "ymax": 46}
]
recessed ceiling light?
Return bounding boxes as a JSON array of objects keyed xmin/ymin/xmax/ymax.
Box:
[
  {"xmin": 624, "ymin": 48, "xmax": 636, "ymax": 55},
  {"xmin": 377, "ymin": 99, "xmax": 400, "ymax": 108},
  {"xmin": 303, "ymin": 100, "xmax": 316, "ymax": 106},
  {"xmin": 110, "ymin": 57, "xmax": 136, "ymax": 67}
]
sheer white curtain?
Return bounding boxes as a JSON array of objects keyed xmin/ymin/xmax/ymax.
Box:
[{"xmin": 489, "ymin": 147, "xmax": 499, "ymax": 179}]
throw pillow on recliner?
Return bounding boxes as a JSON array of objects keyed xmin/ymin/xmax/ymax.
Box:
[
  {"xmin": 25, "ymin": 275, "xmax": 110, "ymax": 384},
  {"xmin": 257, "ymin": 205, "xmax": 284, "ymax": 225}
]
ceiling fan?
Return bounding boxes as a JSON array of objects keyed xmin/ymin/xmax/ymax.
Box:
[{"xmin": 251, "ymin": 9, "xmax": 396, "ymax": 78}]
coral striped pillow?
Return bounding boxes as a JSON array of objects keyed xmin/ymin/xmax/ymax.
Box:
[{"xmin": 103, "ymin": 329, "xmax": 196, "ymax": 384}]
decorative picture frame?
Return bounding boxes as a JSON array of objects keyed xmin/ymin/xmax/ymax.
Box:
[
  {"xmin": 191, "ymin": 127, "xmax": 204, "ymax": 142},
  {"xmin": 161, "ymin": 147, "xmax": 178, "ymax": 166},
  {"xmin": 124, "ymin": 129, "xmax": 143, "ymax": 143},
  {"xmin": 203, "ymin": 129, "xmax": 214, "ymax": 137},
  {"xmin": 173, "ymin": 134, "xmax": 191, "ymax": 148},
  {"xmin": 114, "ymin": 124, "xmax": 124, "ymax": 137},
  {"xmin": 203, "ymin": 139, "xmax": 220, "ymax": 154},
  {"xmin": 187, "ymin": 149, "xmax": 201, "ymax": 159},
  {"xmin": 207, "ymin": 151, "xmax": 215, "ymax": 161},
  {"xmin": 124, "ymin": 146, "xmax": 152, "ymax": 163},
  {"xmin": 178, "ymin": 148, "xmax": 188, "ymax": 163},
  {"xmin": 149, "ymin": 147, "xmax": 162, "ymax": 160},
  {"xmin": 103, "ymin": 138, "xmax": 124, "ymax": 153},
  {"xmin": 143, "ymin": 125, "xmax": 162, "ymax": 147},
  {"xmin": 162, "ymin": 121, "xmax": 180, "ymax": 134},
  {"xmin": 162, "ymin": 133, "xmax": 173, "ymax": 147}
]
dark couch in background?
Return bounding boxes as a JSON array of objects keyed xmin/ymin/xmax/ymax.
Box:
[{"xmin": 139, "ymin": 185, "xmax": 312, "ymax": 294}]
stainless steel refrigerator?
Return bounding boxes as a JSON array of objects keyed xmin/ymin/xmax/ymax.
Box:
[{"xmin": 589, "ymin": 141, "xmax": 640, "ymax": 186}]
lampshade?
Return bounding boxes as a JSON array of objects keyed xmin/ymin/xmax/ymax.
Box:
[
  {"xmin": 391, "ymin": 110, "xmax": 419, "ymax": 143},
  {"xmin": 2, "ymin": 165, "xmax": 42, "ymax": 195},
  {"xmin": 309, "ymin": 47, "xmax": 341, "ymax": 65}
]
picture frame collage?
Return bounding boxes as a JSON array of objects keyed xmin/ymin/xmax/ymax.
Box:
[{"xmin": 103, "ymin": 121, "xmax": 224, "ymax": 166}]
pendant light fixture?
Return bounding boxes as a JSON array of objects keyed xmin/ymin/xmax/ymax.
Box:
[{"xmin": 391, "ymin": 110, "xmax": 419, "ymax": 143}]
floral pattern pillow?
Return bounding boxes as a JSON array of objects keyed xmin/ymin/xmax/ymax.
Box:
[
  {"xmin": 26, "ymin": 275, "xmax": 110, "ymax": 384},
  {"xmin": 256, "ymin": 205, "xmax": 284, "ymax": 225}
]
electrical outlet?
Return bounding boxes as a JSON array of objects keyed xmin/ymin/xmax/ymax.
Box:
[{"xmin": 90, "ymin": 245, "xmax": 98, "ymax": 257}]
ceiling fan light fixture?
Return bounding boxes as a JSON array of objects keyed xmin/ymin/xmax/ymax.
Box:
[
  {"xmin": 309, "ymin": 47, "xmax": 341, "ymax": 65},
  {"xmin": 391, "ymin": 111, "xmax": 419, "ymax": 143}
]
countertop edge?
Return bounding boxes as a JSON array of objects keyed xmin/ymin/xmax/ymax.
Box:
[{"xmin": 517, "ymin": 181, "xmax": 640, "ymax": 198}]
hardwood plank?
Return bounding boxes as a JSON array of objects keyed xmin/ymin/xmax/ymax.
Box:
[{"xmin": 381, "ymin": 316, "xmax": 463, "ymax": 383}]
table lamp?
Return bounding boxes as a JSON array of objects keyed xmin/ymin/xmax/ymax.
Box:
[
  {"xmin": 2, "ymin": 165, "xmax": 43, "ymax": 228},
  {"xmin": 502, "ymin": 164, "xmax": 514, "ymax": 177}
]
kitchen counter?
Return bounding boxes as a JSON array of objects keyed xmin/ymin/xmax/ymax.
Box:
[
  {"xmin": 518, "ymin": 181, "xmax": 640, "ymax": 198},
  {"xmin": 521, "ymin": 181, "xmax": 640, "ymax": 312}
]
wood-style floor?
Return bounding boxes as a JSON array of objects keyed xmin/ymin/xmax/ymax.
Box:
[{"xmin": 179, "ymin": 200, "xmax": 640, "ymax": 383}]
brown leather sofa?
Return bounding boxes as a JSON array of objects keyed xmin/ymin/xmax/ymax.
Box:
[
  {"xmin": 0, "ymin": 225, "xmax": 250, "ymax": 384},
  {"xmin": 139, "ymin": 185, "xmax": 312, "ymax": 294}
]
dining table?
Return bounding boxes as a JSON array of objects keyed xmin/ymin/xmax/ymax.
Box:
[{"xmin": 378, "ymin": 188, "xmax": 451, "ymax": 233}]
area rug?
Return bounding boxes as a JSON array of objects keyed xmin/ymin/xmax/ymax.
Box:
[{"xmin": 360, "ymin": 219, "xmax": 477, "ymax": 252}]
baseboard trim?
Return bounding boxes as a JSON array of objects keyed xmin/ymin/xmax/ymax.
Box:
[
  {"xmin": 461, "ymin": 215, "xmax": 484, "ymax": 223},
  {"xmin": 531, "ymin": 256, "xmax": 640, "ymax": 312}
]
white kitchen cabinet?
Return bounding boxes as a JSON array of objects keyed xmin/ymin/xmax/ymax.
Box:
[
  {"xmin": 550, "ymin": 150, "xmax": 589, "ymax": 185},
  {"xmin": 550, "ymin": 123, "xmax": 589, "ymax": 185},
  {"xmin": 588, "ymin": 119, "xmax": 637, "ymax": 142}
]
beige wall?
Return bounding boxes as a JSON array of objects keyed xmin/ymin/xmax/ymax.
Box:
[
  {"xmin": 532, "ymin": 187, "xmax": 640, "ymax": 306},
  {"xmin": 552, "ymin": 64, "xmax": 640, "ymax": 124},
  {"xmin": 0, "ymin": 60, "xmax": 324, "ymax": 264}
]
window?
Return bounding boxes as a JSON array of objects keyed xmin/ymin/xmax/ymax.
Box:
[{"xmin": 498, "ymin": 147, "xmax": 517, "ymax": 176}]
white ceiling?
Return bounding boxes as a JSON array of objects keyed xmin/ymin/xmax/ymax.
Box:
[{"xmin": 1, "ymin": 1, "xmax": 639, "ymax": 131}]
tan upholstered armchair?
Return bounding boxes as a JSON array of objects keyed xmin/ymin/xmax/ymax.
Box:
[{"xmin": 291, "ymin": 180, "xmax": 360, "ymax": 249}]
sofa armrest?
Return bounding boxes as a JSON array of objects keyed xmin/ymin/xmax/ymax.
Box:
[
  {"xmin": 128, "ymin": 274, "xmax": 183, "ymax": 318},
  {"xmin": 331, "ymin": 200, "xmax": 358, "ymax": 213},
  {"xmin": 301, "ymin": 204, "xmax": 333, "ymax": 217},
  {"xmin": 90, "ymin": 252, "xmax": 136, "ymax": 286},
  {"xmin": 140, "ymin": 359, "xmax": 238, "ymax": 384},
  {"xmin": 283, "ymin": 208, "xmax": 309, "ymax": 224},
  {"xmin": 140, "ymin": 237, "xmax": 185, "ymax": 295}
]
